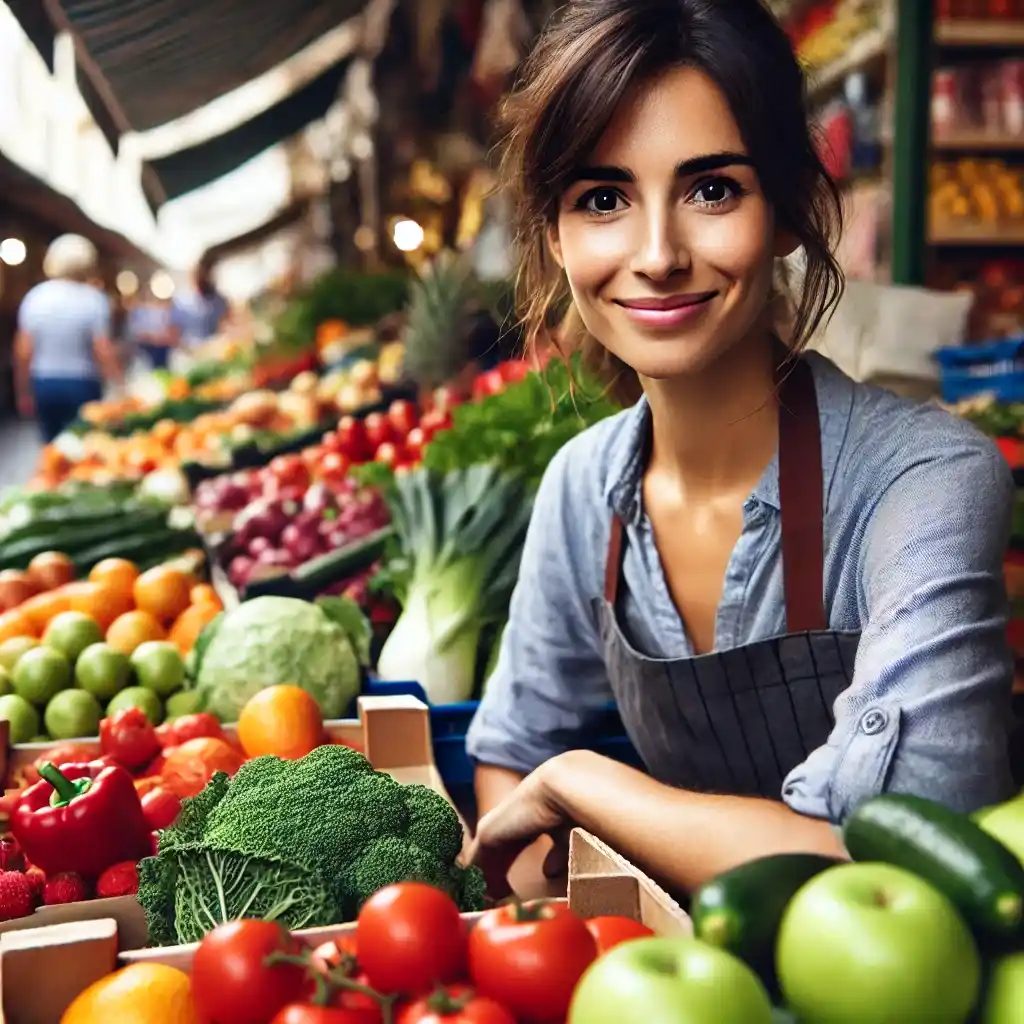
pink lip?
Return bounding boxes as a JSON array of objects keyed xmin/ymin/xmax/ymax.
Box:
[{"xmin": 615, "ymin": 292, "xmax": 716, "ymax": 328}]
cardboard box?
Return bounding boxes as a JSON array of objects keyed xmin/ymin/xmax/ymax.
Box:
[
  {"xmin": 0, "ymin": 695, "xmax": 470, "ymax": 946},
  {"xmin": 0, "ymin": 829, "xmax": 690, "ymax": 1023}
]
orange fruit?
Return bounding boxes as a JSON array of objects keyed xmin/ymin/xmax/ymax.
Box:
[
  {"xmin": 0, "ymin": 608, "xmax": 35, "ymax": 644},
  {"xmin": 106, "ymin": 610, "xmax": 166, "ymax": 656},
  {"xmin": 69, "ymin": 581, "xmax": 136, "ymax": 633},
  {"xmin": 27, "ymin": 551, "xmax": 75, "ymax": 591},
  {"xmin": 237, "ymin": 685, "xmax": 324, "ymax": 760},
  {"xmin": 132, "ymin": 566, "xmax": 193, "ymax": 625},
  {"xmin": 89, "ymin": 557, "xmax": 140, "ymax": 594},
  {"xmin": 60, "ymin": 962, "xmax": 199, "ymax": 1024},
  {"xmin": 168, "ymin": 602, "xmax": 222, "ymax": 655},
  {"xmin": 189, "ymin": 583, "xmax": 222, "ymax": 608},
  {"xmin": 19, "ymin": 589, "xmax": 72, "ymax": 632}
]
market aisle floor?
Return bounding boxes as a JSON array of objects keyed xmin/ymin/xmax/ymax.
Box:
[{"xmin": 0, "ymin": 419, "xmax": 42, "ymax": 489}]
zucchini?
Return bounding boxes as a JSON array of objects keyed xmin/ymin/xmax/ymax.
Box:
[
  {"xmin": 692, "ymin": 853, "xmax": 841, "ymax": 987},
  {"xmin": 290, "ymin": 526, "xmax": 396, "ymax": 594},
  {"xmin": 844, "ymin": 793, "xmax": 1024, "ymax": 941},
  {"xmin": 71, "ymin": 526, "xmax": 202, "ymax": 574}
]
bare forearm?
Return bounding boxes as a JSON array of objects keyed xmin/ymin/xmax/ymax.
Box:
[
  {"xmin": 544, "ymin": 751, "xmax": 846, "ymax": 891},
  {"xmin": 475, "ymin": 764, "xmax": 525, "ymax": 819}
]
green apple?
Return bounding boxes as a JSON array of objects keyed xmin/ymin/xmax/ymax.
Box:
[
  {"xmin": 568, "ymin": 936, "xmax": 773, "ymax": 1024},
  {"xmin": 777, "ymin": 863, "xmax": 980, "ymax": 1024},
  {"xmin": 979, "ymin": 951, "xmax": 1024, "ymax": 1023},
  {"xmin": 975, "ymin": 797, "xmax": 1024, "ymax": 865}
]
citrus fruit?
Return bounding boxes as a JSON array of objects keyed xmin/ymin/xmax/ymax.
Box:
[
  {"xmin": 12, "ymin": 646, "xmax": 72, "ymax": 706},
  {"xmin": 0, "ymin": 635, "xmax": 39, "ymax": 672},
  {"xmin": 0, "ymin": 569, "xmax": 39, "ymax": 611},
  {"xmin": 75, "ymin": 642, "xmax": 132, "ymax": 701},
  {"xmin": 45, "ymin": 688, "xmax": 102, "ymax": 739},
  {"xmin": 165, "ymin": 689, "xmax": 204, "ymax": 719},
  {"xmin": 20, "ymin": 589, "xmax": 72, "ymax": 632},
  {"xmin": 237, "ymin": 684, "xmax": 324, "ymax": 760},
  {"xmin": 60, "ymin": 962, "xmax": 199, "ymax": 1024},
  {"xmin": 107, "ymin": 686, "xmax": 164, "ymax": 725},
  {"xmin": 106, "ymin": 610, "xmax": 166, "ymax": 656},
  {"xmin": 89, "ymin": 557, "xmax": 140, "ymax": 593},
  {"xmin": 43, "ymin": 611, "xmax": 104, "ymax": 663},
  {"xmin": 27, "ymin": 551, "xmax": 75, "ymax": 591},
  {"xmin": 189, "ymin": 583, "xmax": 222, "ymax": 608},
  {"xmin": 168, "ymin": 602, "xmax": 222, "ymax": 655},
  {"xmin": 0, "ymin": 608, "xmax": 35, "ymax": 644},
  {"xmin": 69, "ymin": 580, "xmax": 135, "ymax": 632},
  {"xmin": 133, "ymin": 566, "xmax": 193, "ymax": 625},
  {"xmin": 131, "ymin": 641, "xmax": 185, "ymax": 697},
  {"xmin": 0, "ymin": 693, "xmax": 40, "ymax": 744}
]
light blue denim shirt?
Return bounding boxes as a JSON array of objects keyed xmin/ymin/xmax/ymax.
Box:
[{"xmin": 466, "ymin": 353, "xmax": 1017, "ymax": 821}]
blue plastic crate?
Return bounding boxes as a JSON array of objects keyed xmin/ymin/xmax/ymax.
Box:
[
  {"xmin": 361, "ymin": 679, "xmax": 643, "ymax": 809},
  {"xmin": 935, "ymin": 340, "xmax": 1024, "ymax": 403}
]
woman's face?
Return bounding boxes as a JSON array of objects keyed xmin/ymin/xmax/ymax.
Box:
[{"xmin": 551, "ymin": 66, "xmax": 792, "ymax": 380}]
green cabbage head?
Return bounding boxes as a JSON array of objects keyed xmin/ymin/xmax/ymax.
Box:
[{"xmin": 194, "ymin": 596, "xmax": 360, "ymax": 722}]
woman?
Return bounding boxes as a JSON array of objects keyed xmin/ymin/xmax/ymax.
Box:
[
  {"xmin": 466, "ymin": 0, "xmax": 1016, "ymax": 897},
  {"xmin": 127, "ymin": 285, "xmax": 178, "ymax": 370},
  {"xmin": 14, "ymin": 235, "xmax": 124, "ymax": 441},
  {"xmin": 170, "ymin": 262, "xmax": 229, "ymax": 349}
]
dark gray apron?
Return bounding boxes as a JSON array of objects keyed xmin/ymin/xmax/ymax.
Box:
[{"xmin": 598, "ymin": 359, "xmax": 861, "ymax": 798}]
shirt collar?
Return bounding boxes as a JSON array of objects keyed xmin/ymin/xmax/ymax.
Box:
[{"xmin": 602, "ymin": 352, "xmax": 855, "ymax": 522}]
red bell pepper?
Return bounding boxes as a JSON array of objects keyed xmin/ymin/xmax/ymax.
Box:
[
  {"xmin": 100, "ymin": 707, "xmax": 160, "ymax": 771},
  {"xmin": 11, "ymin": 761, "xmax": 154, "ymax": 880}
]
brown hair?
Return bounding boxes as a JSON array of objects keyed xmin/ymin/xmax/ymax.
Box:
[{"xmin": 498, "ymin": 0, "xmax": 844, "ymax": 403}]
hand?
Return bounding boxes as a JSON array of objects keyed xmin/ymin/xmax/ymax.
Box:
[{"xmin": 469, "ymin": 758, "xmax": 574, "ymax": 900}]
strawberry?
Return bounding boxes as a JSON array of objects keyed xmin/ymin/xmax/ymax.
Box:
[
  {"xmin": 24, "ymin": 867, "xmax": 45, "ymax": 905},
  {"xmin": 95, "ymin": 861, "xmax": 139, "ymax": 899},
  {"xmin": 42, "ymin": 872, "xmax": 89, "ymax": 906},
  {"xmin": 0, "ymin": 870, "xmax": 33, "ymax": 920}
]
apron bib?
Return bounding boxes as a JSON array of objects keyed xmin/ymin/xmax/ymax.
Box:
[{"xmin": 598, "ymin": 359, "xmax": 861, "ymax": 798}]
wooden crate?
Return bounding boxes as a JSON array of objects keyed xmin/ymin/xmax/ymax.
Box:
[{"xmin": 0, "ymin": 829, "xmax": 690, "ymax": 1023}]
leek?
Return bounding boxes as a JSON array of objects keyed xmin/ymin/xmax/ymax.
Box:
[{"xmin": 375, "ymin": 465, "xmax": 533, "ymax": 705}]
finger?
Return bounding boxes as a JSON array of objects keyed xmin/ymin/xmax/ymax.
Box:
[
  {"xmin": 469, "ymin": 836, "xmax": 523, "ymax": 902},
  {"xmin": 542, "ymin": 825, "xmax": 571, "ymax": 879}
]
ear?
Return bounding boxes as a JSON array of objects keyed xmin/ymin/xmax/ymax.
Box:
[
  {"xmin": 773, "ymin": 226, "xmax": 800, "ymax": 260},
  {"xmin": 546, "ymin": 223, "xmax": 565, "ymax": 268}
]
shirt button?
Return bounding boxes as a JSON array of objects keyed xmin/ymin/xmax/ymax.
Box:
[{"xmin": 860, "ymin": 709, "xmax": 888, "ymax": 736}]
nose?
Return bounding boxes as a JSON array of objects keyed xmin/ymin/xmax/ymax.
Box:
[{"xmin": 629, "ymin": 205, "xmax": 689, "ymax": 281}]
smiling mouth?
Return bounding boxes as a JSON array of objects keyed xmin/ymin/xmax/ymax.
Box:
[{"xmin": 615, "ymin": 292, "xmax": 718, "ymax": 310}]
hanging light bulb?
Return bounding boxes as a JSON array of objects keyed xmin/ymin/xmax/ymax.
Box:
[
  {"xmin": 0, "ymin": 238, "xmax": 27, "ymax": 266},
  {"xmin": 392, "ymin": 219, "xmax": 424, "ymax": 253}
]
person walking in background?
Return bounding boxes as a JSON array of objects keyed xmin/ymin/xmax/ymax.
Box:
[
  {"xmin": 14, "ymin": 235, "xmax": 124, "ymax": 442},
  {"xmin": 170, "ymin": 260, "xmax": 229, "ymax": 348},
  {"xmin": 127, "ymin": 284, "xmax": 178, "ymax": 370}
]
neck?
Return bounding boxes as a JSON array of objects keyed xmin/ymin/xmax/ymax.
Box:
[{"xmin": 642, "ymin": 331, "xmax": 780, "ymax": 497}]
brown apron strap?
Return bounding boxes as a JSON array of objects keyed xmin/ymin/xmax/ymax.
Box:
[
  {"xmin": 602, "ymin": 358, "xmax": 826, "ymax": 631},
  {"xmin": 777, "ymin": 358, "xmax": 827, "ymax": 633}
]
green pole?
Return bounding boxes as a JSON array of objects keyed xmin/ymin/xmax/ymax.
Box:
[{"xmin": 890, "ymin": 0, "xmax": 934, "ymax": 285}]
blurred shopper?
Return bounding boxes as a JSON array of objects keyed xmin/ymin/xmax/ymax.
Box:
[
  {"xmin": 14, "ymin": 235, "xmax": 124, "ymax": 442},
  {"xmin": 127, "ymin": 285, "xmax": 178, "ymax": 370},
  {"xmin": 171, "ymin": 261, "xmax": 229, "ymax": 348}
]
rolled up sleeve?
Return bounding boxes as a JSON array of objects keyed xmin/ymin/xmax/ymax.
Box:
[
  {"xmin": 783, "ymin": 437, "xmax": 1017, "ymax": 822},
  {"xmin": 466, "ymin": 445, "xmax": 612, "ymax": 775}
]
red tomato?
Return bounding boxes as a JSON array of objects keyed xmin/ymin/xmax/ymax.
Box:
[
  {"xmin": 373, "ymin": 442, "xmax": 403, "ymax": 468},
  {"xmin": 304, "ymin": 445, "xmax": 329, "ymax": 467},
  {"xmin": 320, "ymin": 451, "xmax": 352, "ymax": 480},
  {"xmin": 165, "ymin": 712, "xmax": 225, "ymax": 746},
  {"xmin": 140, "ymin": 786, "xmax": 182, "ymax": 831},
  {"xmin": 192, "ymin": 920, "xmax": 307, "ymax": 1024},
  {"xmin": 585, "ymin": 915, "xmax": 655, "ymax": 954},
  {"xmin": 468, "ymin": 901, "xmax": 597, "ymax": 1022},
  {"xmin": 310, "ymin": 939, "xmax": 382, "ymax": 1021},
  {"xmin": 337, "ymin": 417, "xmax": 371, "ymax": 460},
  {"xmin": 431, "ymin": 387, "xmax": 460, "ymax": 412},
  {"xmin": 357, "ymin": 883, "xmax": 467, "ymax": 996},
  {"xmin": 363, "ymin": 413, "xmax": 393, "ymax": 450},
  {"xmin": 398, "ymin": 985, "xmax": 516, "ymax": 1024},
  {"xmin": 420, "ymin": 409, "xmax": 453, "ymax": 436},
  {"xmin": 387, "ymin": 400, "xmax": 419, "ymax": 437},
  {"xmin": 498, "ymin": 360, "xmax": 530, "ymax": 384},
  {"xmin": 403, "ymin": 427, "xmax": 428, "ymax": 461},
  {"xmin": 272, "ymin": 1006, "xmax": 377, "ymax": 1024},
  {"xmin": 270, "ymin": 455, "xmax": 312, "ymax": 491}
]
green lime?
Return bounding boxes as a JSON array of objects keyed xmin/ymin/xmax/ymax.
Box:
[
  {"xmin": 0, "ymin": 666, "xmax": 11, "ymax": 697},
  {"xmin": 12, "ymin": 647, "xmax": 72, "ymax": 706},
  {"xmin": 165, "ymin": 689, "xmax": 204, "ymax": 719},
  {"xmin": 29, "ymin": 734, "xmax": 49, "ymax": 743},
  {"xmin": 130, "ymin": 641, "xmax": 185, "ymax": 698},
  {"xmin": 107, "ymin": 686, "xmax": 163, "ymax": 725},
  {"xmin": 44, "ymin": 689, "xmax": 102, "ymax": 740},
  {"xmin": 43, "ymin": 611, "xmax": 103, "ymax": 663},
  {"xmin": 0, "ymin": 636, "xmax": 39, "ymax": 673},
  {"xmin": 75, "ymin": 642, "xmax": 132, "ymax": 701},
  {"xmin": 0, "ymin": 694, "xmax": 41, "ymax": 744}
]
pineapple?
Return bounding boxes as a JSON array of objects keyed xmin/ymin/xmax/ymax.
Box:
[{"xmin": 401, "ymin": 250, "xmax": 479, "ymax": 390}]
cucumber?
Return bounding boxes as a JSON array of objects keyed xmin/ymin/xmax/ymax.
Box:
[
  {"xmin": 290, "ymin": 526, "xmax": 396, "ymax": 593},
  {"xmin": 71, "ymin": 527, "xmax": 201, "ymax": 574},
  {"xmin": 843, "ymin": 793, "xmax": 1024, "ymax": 941},
  {"xmin": 0, "ymin": 503, "xmax": 134, "ymax": 546},
  {"xmin": 692, "ymin": 853, "xmax": 841, "ymax": 986}
]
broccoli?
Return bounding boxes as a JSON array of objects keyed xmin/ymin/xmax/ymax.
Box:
[{"xmin": 136, "ymin": 744, "xmax": 485, "ymax": 946}]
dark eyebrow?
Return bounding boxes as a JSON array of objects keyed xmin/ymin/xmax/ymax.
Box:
[{"xmin": 568, "ymin": 151, "xmax": 755, "ymax": 185}]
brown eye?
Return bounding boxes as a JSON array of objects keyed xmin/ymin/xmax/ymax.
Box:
[{"xmin": 575, "ymin": 187, "xmax": 627, "ymax": 215}]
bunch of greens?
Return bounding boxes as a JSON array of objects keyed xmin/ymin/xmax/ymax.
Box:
[{"xmin": 137, "ymin": 744, "xmax": 485, "ymax": 946}]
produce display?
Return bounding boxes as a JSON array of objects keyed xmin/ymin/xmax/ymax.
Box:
[{"xmin": 931, "ymin": 158, "xmax": 1024, "ymax": 235}]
